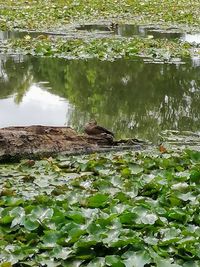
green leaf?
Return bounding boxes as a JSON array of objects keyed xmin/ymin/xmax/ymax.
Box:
[
  {"xmin": 50, "ymin": 246, "xmax": 72, "ymax": 260},
  {"xmin": 190, "ymin": 170, "xmax": 200, "ymax": 184},
  {"xmin": 144, "ymin": 236, "xmax": 158, "ymax": 245},
  {"xmin": 156, "ymin": 259, "xmax": 182, "ymax": 267},
  {"xmin": 86, "ymin": 257, "xmax": 105, "ymax": 267},
  {"xmin": 36, "ymin": 259, "xmax": 60, "ymax": 267},
  {"xmin": 10, "ymin": 207, "xmax": 25, "ymax": 227},
  {"xmin": 105, "ymin": 255, "xmax": 125, "ymax": 267},
  {"xmin": 119, "ymin": 211, "xmax": 137, "ymax": 224},
  {"xmin": 121, "ymin": 167, "xmax": 131, "ymax": 177},
  {"xmin": 0, "ymin": 263, "xmax": 12, "ymax": 267},
  {"xmin": 186, "ymin": 150, "xmax": 200, "ymax": 162},
  {"xmin": 183, "ymin": 261, "xmax": 200, "ymax": 267},
  {"xmin": 0, "ymin": 215, "xmax": 13, "ymax": 224},
  {"xmin": 31, "ymin": 207, "xmax": 54, "ymax": 222},
  {"xmin": 23, "ymin": 217, "xmax": 40, "ymax": 231},
  {"xmin": 129, "ymin": 164, "xmax": 143, "ymax": 174},
  {"xmin": 66, "ymin": 210, "xmax": 85, "ymax": 224},
  {"xmin": 42, "ymin": 231, "xmax": 61, "ymax": 248},
  {"xmin": 0, "ymin": 196, "xmax": 24, "ymax": 207},
  {"xmin": 62, "ymin": 260, "xmax": 83, "ymax": 267},
  {"xmin": 67, "ymin": 227, "xmax": 86, "ymax": 243},
  {"xmin": 122, "ymin": 251, "xmax": 151, "ymax": 267},
  {"xmin": 159, "ymin": 228, "xmax": 182, "ymax": 245},
  {"xmin": 87, "ymin": 193, "xmax": 109, "ymax": 208},
  {"xmin": 141, "ymin": 213, "xmax": 158, "ymax": 225},
  {"xmin": 74, "ymin": 236, "xmax": 98, "ymax": 249}
]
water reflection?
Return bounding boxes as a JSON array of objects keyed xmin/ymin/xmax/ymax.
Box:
[
  {"xmin": 0, "ymin": 31, "xmax": 41, "ymax": 41},
  {"xmin": 76, "ymin": 24, "xmax": 183, "ymax": 40},
  {"xmin": 1, "ymin": 25, "xmax": 200, "ymax": 45},
  {"xmin": 76, "ymin": 25, "xmax": 111, "ymax": 32},
  {"xmin": 77, "ymin": 24, "xmax": 200, "ymax": 43},
  {"xmin": 0, "ymin": 85, "xmax": 72, "ymax": 127},
  {"xmin": 117, "ymin": 25, "xmax": 183, "ymax": 39},
  {"xmin": 181, "ymin": 33, "xmax": 200, "ymax": 44},
  {"xmin": 0, "ymin": 55, "xmax": 199, "ymax": 142}
]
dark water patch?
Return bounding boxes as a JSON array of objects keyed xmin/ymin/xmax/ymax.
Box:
[
  {"xmin": 1, "ymin": 26, "xmax": 200, "ymax": 45},
  {"xmin": 0, "ymin": 31, "xmax": 43, "ymax": 41},
  {"xmin": 76, "ymin": 24, "xmax": 112, "ymax": 32},
  {"xmin": 76, "ymin": 24, "xmax": 183, "ymax": 39},
  {"xmin": 0, "ymin": 29, "xmax": 112, "ymax": 43},
  {"xmin": 0, "ymin": 55, "xmax": 199, "ymax": 142},
  {"xmin": 76, "ymin": 24, "xmax": 200, "ymax": 43},
  {"xmin": 117, "ymin": 25, "xmax": 183, "ymax": 39},
  {"xmin": 0, "ymin": 30, "xmax": 70, "ymax": 42},
  {"xmin": 120, "ymin": 26, "xmax": 200, "ymax": 44}
]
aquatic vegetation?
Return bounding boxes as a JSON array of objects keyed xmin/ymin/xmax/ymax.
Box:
[
  {"xmin": 0, "ymin": 0, "xmax": 200, "ymax": 61},
  {"xmin": 6, "ymin": 35, "xmax": 195, "ymax": 61},
  {"xmin": 0, "ymin": 149, "xmax": 200, "ymax": 266},
  {"xmin": 0, "ymin": 0, "xmax": 200, "ymax": 31}
]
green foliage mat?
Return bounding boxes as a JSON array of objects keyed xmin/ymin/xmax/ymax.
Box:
[
  {"xmin": 0, "ymin": 149, "xmax": 200, "ymax": 266},
  {"xmin": 0, "ymin": 0, "xmax": 200, "ymax": 30},
  {"xmin": 1, "ymin": 0, "xmax": 200, "ymax": 61},
  {"xmin": 9, "ymin": 36, "xmax": 194, "ymax": 62}
]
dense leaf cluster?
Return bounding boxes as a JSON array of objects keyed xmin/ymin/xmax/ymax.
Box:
[
  {"xmin": 0, "ymin": 0, "xmax": 200, "ymax": 61},
  {"xmin": 7, "ymin": 36, "xmax": 193, "ymax": 61},
  {"xmin": 0, "ymin": 0, "xmax": 200, "ymax": 31},
  {"xmin": 0, "ymin": 150, "xmax": 200, "ymax": 266}
]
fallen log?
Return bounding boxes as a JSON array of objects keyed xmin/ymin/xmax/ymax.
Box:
[{"xmin": 0, "ymin": 125, "xmax": 147, "ymax": 162}]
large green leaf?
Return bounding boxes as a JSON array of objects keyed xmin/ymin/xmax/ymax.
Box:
[
  {"xmin": 156, "ymin": 259, "xmax": 182, "ymax": 267},
  {"xmin": 31, "ymin": 207, "xmax": 54, "ymax": 222},
  {"xmin": 86, "ymin": 193, "xmax": 109, "ymax": 208},
  {"xmin": 105, "ymin": 255, "xmax": 125, "ymax": 267},
  {"xmin": 122, "ymin": 251, "xmax": 151, "ymax": 267},
  {"xmin": 86, "ymin": 257, "xmax": 105, "ymax": 267},
  {"xmin": 41, "ymin": 230, "xmax": 61, "ymax": 248}
]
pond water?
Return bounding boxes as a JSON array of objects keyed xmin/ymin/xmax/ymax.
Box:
[
  {"xmin": 1, "ymin": 25, "xmax": 200, "ymax": 45},
  {"xmin": 0, "ymin": 31, "xmax": 41, "ymax": 41},
  {"xmin": 76, "ymin": 24, "xmax": 200, "ymax": 44},
  {"xmin": 0, "ymin": 54, "xmax": 200, "ymax": 142}
]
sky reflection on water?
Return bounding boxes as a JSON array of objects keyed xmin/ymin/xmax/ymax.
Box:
[
  {"xmin": 0, "ymin": 55, "xmax": 199, "ymax": 142},
  {"xmin": 0, "ymin": 84, "xmax": 72, "ymax": 127}
]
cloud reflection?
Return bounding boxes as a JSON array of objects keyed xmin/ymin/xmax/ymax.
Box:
[{"xmin": 0, "ymin": 84, "xmax": 72, "ymax": 128}]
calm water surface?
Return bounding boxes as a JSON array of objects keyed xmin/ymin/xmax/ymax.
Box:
[
  {"xmin": 0, "ymin": 55, "xmax": 199, "ymax": 142},
  {"xmin": 76, "ymin": 24, "xmax": 200, "ymax": 44},
  {"xmin": 1, "ymin": 25, "xmax": 200, "ymax": 44}
]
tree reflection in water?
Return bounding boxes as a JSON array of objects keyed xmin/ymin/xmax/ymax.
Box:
[{"xmin": 0, "ymin": 55, "xmax": 199, "ymax": 142}]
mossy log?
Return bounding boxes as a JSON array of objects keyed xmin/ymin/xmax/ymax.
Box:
[{"xmin": 0, "ymin": 125, "xmax": 145, "ymax": 162}]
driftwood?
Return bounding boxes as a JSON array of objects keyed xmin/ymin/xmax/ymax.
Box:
[{"xmin": 0, "ymin": 125, "xmax": 146, "ymax": 162}]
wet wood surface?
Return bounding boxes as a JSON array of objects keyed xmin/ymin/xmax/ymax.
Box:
[{"xmin": 0, "ymin": 125, "xmax": 145, "ymax": 162}]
